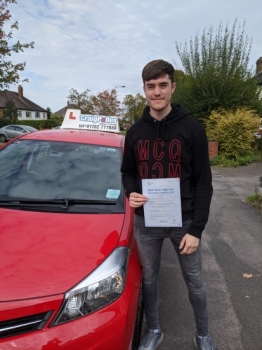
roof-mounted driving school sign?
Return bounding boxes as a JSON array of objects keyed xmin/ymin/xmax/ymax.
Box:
[{"xmin": 61, "ymin": 109, "xmax": 120, "ymax": 133}]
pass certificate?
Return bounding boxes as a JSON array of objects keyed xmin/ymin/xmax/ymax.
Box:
[{"xmin": 142, "ymin": 178, "xmax": 182, "ymax": 227}]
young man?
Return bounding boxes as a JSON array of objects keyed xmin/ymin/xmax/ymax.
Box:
[{"xmin": 121, "ymin": 60, "xmax": 214, "ymax": 350}]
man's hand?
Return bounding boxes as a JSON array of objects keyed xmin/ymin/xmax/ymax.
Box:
[
  {"xmin": 179, "ymin": 234, "xmax": 200, "ymax": 255},
  {"xmin": 129, "ymin": 192, "xmax": 147, "ymax": 208}
]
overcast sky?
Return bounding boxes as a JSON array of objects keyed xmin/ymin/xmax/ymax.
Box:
[{"xmin": 7, "ymin": 0, "xmax": 262, "ymax": 113}]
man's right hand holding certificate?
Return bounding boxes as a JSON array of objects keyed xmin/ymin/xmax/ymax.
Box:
[{"xmin": 129, "ymin": 192, "xmax": 148, "ymax": 208}]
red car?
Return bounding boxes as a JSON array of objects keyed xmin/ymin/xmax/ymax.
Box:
[{"xmin": 0, "ymin": 129, "xmax": 142, "ymax": 350}]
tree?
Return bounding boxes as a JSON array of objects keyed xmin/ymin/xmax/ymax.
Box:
[
  {"xmin": 67, "ymin": 88, "xmax": 121, "ymax": 116},
  {"xmin": 3, "ymin": 97, "xmax": 16, "ymax": 119},
  {"xmin": 122, "ymin": 93, "xmax": 147, "ymax": 124},
  {"xmin": 0, "ymin": 0, "xmax": 34, "ymax": 90},
  {"xmin": 174, "ymin": 69, "xmax": 187, "ymax": 82},
  {"xmin": 90, "ymin": 89, "xmax": 121, "ymax": 116},
  {"xmin": 46, "ymin": 106, "xmax": 51, "ymax": 119},
  {"xmin": 67, "ymin": 88, "xmax": 93, "ymax": 113},
  {"xmin": 173, "ymin": 19, "xmax": 262, "ymax": 122}
]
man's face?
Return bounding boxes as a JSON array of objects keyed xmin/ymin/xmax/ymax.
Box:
[{"xmin": 143, "ymin": 74, "xmax": 176, "ymax": 113}]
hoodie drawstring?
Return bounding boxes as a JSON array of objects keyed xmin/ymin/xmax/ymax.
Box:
[{"xmin": 154, "ymin": 118, "xmax": 172, "ymax": 142}]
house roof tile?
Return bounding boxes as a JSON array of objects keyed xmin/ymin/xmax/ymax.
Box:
[
  {"xmin": 0, "ymin": 90, "xmax": 47, "ymax": 112},
  {"xmin": 53, "ymin": 106, "xmax": 67, "ymax": 117}
]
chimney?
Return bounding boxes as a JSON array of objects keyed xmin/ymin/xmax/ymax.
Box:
[
  {"xmin": 256, "ymin": 57, "xmax": 262, "ymax": 75},
  {"xmin": 18, "ymin": 85, "xmax": 23, "ymax": 99}
]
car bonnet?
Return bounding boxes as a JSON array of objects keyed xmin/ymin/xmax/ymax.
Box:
[{"xmin": 0, "ymin": 208, "xmax": 124, "ymax": 301}]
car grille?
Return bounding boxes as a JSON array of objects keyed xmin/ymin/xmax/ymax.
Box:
[{"xmin": 0, "ymin": 311, "xmax": 53, "ymax": 339}]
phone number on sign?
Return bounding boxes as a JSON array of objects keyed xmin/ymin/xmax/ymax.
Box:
[{"xmin": 79, "ymin": 124, "xmax": 117, "ymax": 130}]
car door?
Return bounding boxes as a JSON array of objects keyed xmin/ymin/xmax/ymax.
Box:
[
  {"xmin": 4, "ymin": 126, "xmax": 17, "ymax": 140},
  {"xmin": 14, "ymin": 126, "xmax": 28, "ymax": 137}
]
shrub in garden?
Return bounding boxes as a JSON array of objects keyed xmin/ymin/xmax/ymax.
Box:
[{"xmin": 206, "ymin": 108, "xmax": 260, "ymax": 160}]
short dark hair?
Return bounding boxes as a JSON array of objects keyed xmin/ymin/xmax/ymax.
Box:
[{"xmin": 142, "ymin": 59, "xmax": 175, "ymax": 84}]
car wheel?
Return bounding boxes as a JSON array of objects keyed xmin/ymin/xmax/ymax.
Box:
[
  {"xmin": 132, "ymin": 285, "xmax": 144, "ymax": 350},
  {"xmin": 0, "ymin": 134, "xmax": 6, "ymax": 143}
]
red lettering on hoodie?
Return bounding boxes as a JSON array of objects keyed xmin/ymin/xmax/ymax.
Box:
[
  {"xmin": 138, "ymin": 140, "xmax": 149, "ymax": 161},
  {"xmin": 169, "ymin": 139, "xmax": 181, "ymax": 162},
  {"xmin": 152, "ymin": 162, "xmax": 163, "ymax": 178},
  {"xmin": 139, "ymin": 162, "xmax": 148, "ymax": 179},
  {"xmin": 168, "ymin": 139, "xmax": 181, "ymax": 178},
  {"xmin": 138, "ymin": 139, "xmax": 181, "ymax": 179},
  {"xmin": 153, "ymin": 139, "xmax": 164, "ymax": 160},
  {"xmin": 168, "ymin": 163, "xmax": 180, "ymax": 178}
]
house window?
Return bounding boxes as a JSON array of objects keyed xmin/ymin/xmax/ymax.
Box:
[
  {"xmin": 26, "ymin": 111, "xmax": 31, "ymax": 118},
  {"xmin": 43, "ymin": 113, "xmax": 46, "ymax": 119},
  {"xmin": 35, "ymin": 112, "xmax": 40, "ymax": 118},
  {"xmin": 18, "ymin": 110, "xmax": 22, "ymax": 118}
]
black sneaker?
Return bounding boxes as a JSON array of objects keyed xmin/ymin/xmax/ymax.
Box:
[
  {"xmin": 138, "ymin": 329, "xmax": 164, "ymax": 350},
  {"xmin": 193, "ymin": 334, "xmax": 215, "ymax": 350}
]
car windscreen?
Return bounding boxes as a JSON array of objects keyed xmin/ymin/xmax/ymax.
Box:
[
  {"xmin": 23, "ymin": 126, "xmax": 38, "ymax": 132},
  {"xmin": 0, "ymin": 139, "xmax": 124, "ymax": 213}
]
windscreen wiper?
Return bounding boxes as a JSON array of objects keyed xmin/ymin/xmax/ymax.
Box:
[{"xmin": 0, "ymin": 198, "xmax": 116, "ymax": 209}]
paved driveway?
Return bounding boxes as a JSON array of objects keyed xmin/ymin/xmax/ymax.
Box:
[{"xmin": 142, "ymin": 162, "xmax": 262, "ymax": 350}]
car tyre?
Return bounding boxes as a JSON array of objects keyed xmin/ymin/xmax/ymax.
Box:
[
  {"xmin": 0, "ymin": 134, "xmax": 6, "ymax": 143},
  {"xmin": 132, "ymin": 284, "xmax": 144, "ymax": 350}
]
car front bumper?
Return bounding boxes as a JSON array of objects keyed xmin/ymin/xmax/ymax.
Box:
[{"xmin": 0, "ymin": 280, "xmax": 141, "ymax": 350}]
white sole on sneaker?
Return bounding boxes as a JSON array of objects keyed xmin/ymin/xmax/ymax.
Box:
[
  {"xmin": 193, "ymin": 337, "xmax": 199, "ymax": 350},
  {"xmin": 155, "ymin": 333, "xmax": 164, "ymax": 349}
]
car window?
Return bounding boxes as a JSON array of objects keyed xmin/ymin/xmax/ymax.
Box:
[
  {"xmin": 5, "ymin": 126, "xmax": 15, "ymax": 130},
  {"xmin": 14, "ymin": 126, "xmax": 24, "ymax": 132},
  {"xmin": 0, "ymin": 140, "xmax": 124, "ymax": 213},
  {"xmin": 24, "ymin": 126, "xmax": 38, "ymax": 132}
]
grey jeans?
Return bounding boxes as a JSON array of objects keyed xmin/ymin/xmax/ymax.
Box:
[{"xmin": 134, "ymin": 214, "xmax": 208, "ymax": 336}]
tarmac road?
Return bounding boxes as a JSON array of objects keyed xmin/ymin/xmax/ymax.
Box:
[{"xmin": 141, "ymin": 161, "xmax": 262, "ymax": 350}]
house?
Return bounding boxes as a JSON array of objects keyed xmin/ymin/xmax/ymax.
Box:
[
  {"xmin": 53, "ymin": 101, "xmax": 75, "ymax": 118},
  {"xmin": 53, "ymin": 106, "xmax": 68, "ymax": 118},
  {"xmin": 0, "ymin": 85, "xmax": 47, "ymax": 120}
]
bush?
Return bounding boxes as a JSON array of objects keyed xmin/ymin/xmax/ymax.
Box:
[
  {"xmin": 206, "ymin": 108, "xmax": 260, "ymax": 159},
  {"xmin": 246, "ymin": 190, "xmax": 262, "ymax": 212},
  {"xmin": 0, "ymin": 118, "xmax": 12, "ymax": 128}
]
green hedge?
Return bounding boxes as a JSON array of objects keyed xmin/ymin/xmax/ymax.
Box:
[
  {"xmin": 0, "ymin": 118, "xmax": 61, "ymax": 130},
  {"xmin": 0, "ymin": 118, "xmax": 12, "ymax": 128}
]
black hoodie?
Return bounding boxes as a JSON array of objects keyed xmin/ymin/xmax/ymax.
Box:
[{"xmin": 121, "ymin": 103, "xmax": 213, "ymax": 239}]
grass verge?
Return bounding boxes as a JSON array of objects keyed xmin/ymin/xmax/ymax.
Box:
[
  {"xmin": 246, "ymin": 190, "xmax": 262, "ymax": 213},
  {"xmin": 210, "ymin": 151, "xmax": 262, "ymax": 167}
]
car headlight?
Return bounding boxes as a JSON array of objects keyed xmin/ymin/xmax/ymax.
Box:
[{"xmin": 52, "ymin": 247, "xmax": 129, "ymax": 325}]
